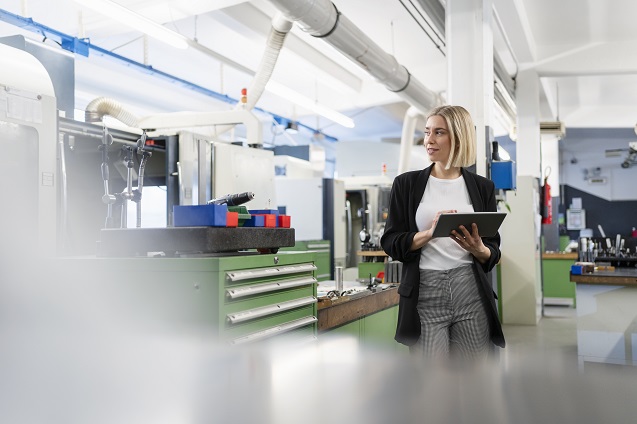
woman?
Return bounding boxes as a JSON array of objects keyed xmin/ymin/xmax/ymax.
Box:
[{"xmin": 380, "ymin": 105, "xmax": 504, "ymax": 359}]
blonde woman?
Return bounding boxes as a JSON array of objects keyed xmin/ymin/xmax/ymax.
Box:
[{"xmin": 381, "ymin": 105, "xmax": 504, "ymax": 359}]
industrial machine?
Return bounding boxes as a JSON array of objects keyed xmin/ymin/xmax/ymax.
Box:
[
  {"xmin": 0, "ymin": 40, "xmax": 316, "ymax": 351},
  {"xmin": 275, "ymin": 177, "xmax": 346, "ymax": 280},
  {"xmin": 0, "ymin": 42, "xmax": 57, "ymax": 256},
  {"xmin": 341, "ymin": 176, "xmax": 393, "ymax": 269}
]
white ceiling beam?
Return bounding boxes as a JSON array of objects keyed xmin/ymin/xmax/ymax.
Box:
[
  {"xmin": 527, "ymin": 40, "xmax": 637, "ymax": 77},
  {"xmin": 492, "ymin": 0, "xmax": 536, "ymax": 63}
]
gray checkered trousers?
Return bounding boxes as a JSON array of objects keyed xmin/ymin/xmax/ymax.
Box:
[{"xmin": 414, "ymin": 264, "xmax": 491, "ymax": 359}]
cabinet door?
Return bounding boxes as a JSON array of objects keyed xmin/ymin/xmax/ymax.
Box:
[
  {"xmin": 323, "ymin": 319, "xmax": 362, "ymax": 339},
  {"xmin": 361, "ymin": 307, "xmax": 397, "ymax": 346}
]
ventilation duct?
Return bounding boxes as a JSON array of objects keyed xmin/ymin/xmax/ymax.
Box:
[
  {"xmin": 265, "ymin": 0, "xmax": 441, "ymax": 113},
  {"xmin": 540, "ymin": 121, "xmax": 566, "ymax": 137}
]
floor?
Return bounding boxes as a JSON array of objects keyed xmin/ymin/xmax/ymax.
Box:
[
  {"xmin": 493, "ymin": 300, "xmax": 637, "ymax": 423},
  {"xmin": 503, "ymin": 289, "xmax": 637, "ymax": 376},
  {"xmin": 502, "ymin": 305, "xmax": 579, "ymax": 358}
]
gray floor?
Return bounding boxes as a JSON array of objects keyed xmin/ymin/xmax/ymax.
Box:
[
  {"xmin": 502, "ymin": 305, "xmax": 579, "ymax": 358},
  {"xmin": 503, "ymin": 296, "xmax": 637, "ymax": 378}
]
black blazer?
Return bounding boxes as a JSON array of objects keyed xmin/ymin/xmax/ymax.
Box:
[{"xmin": 380, "ymin": 164, "xmax": 505, "ymax": 348}]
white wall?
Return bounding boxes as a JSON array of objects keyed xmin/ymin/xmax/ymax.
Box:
[
  {"xmin": 541, "ymin": 134, "xmax": 560, "ymax": 190},
  {"xmin": 560, "ymin": 129, "xmax": 637, "ymax": 201},
  {"xmin": 335, "ymin": 141, "xmax": 429, "ymax": 178}
]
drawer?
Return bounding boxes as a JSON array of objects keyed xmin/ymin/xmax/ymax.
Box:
[
  {"xmin": 225, "ymin": 262, "xmax": 317, "ymax": 285},
  {"xmin": 224, "ymin": 306, "xmax": 316, "ymax": 341},
  {"xmin": 226, "ymin": 295, "xmax": 317, "ymax": 324},
  {"xmin": 223, "ymin": 277, "xmax": 316, "ymax": 321},
  {"xmin": 225, "ymin": 275, "xmax": 316, "ymax": 301},
  {"xmin": 230, "ymin": 314, "xmax": 318, "ymax": 345},
  {"xmin": 220, "ymin": 258, "xmax": 318, "ymax": 343}
]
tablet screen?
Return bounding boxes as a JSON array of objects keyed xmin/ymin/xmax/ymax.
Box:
[{"xmin": 431, "ymin": 212, "xmax": 506, "ymax": 238}]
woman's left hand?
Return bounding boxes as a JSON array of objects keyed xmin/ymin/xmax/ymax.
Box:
[{"xmin": 451, "ymin": 224, "xmax": 491, "ymax": 263}]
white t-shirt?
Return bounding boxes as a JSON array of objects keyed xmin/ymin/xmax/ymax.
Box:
[{"xmin": 415, "ymin": 175, "xmax": 474, "ymax": 270}]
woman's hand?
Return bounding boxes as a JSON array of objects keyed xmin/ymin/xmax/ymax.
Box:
[
  {"xmin": 451, "ymin": 223, "xmax": 492, "ymax": 263},
  {"xmin": 410, "ymin": 209, "xmax": 457, "ymax": 251}
]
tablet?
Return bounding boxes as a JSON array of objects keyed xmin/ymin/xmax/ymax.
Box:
[{"xmin": 431, "ymin": 212, "xmax": 507, "ymax": 238}]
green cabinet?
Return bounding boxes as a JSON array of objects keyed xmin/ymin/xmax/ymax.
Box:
[
  {"xmin": 361, "ymin": 307, "xmax": 400, "ymax": 346},
  {"xmin": 281, "ymin": 240, "xmax": 331, "ymax": 281},
  {"xmin": 358, "ymin": 261, "xmax": 385, "ymax": 280},
  {"xmin": 322, "ymin": 305, "xmax": 406, "ymax": 351},
  {"xmin": 542, "ymin": 258, "xmax": 577, "ymax": 306},
  {"xmin": 57, "ymin": 251, "xmax": 318, "ymax": 345}
]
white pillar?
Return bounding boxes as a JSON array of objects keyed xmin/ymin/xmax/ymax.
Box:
[
  {"xmin": 516, "ymin": 70, "xmax": 542, "ymax": 178},
  {"xmin": 500, "ymin": 69, "xmax": 543, "ymax": 325},
  {"xmin": 446, "ymin": 0, "xmax": 494, "ymax": 177}
]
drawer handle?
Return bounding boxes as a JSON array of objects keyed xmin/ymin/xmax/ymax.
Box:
[
  {"xmin": 227, "ymin": 297, "xmax": 317, "ymax": 324},
  {"xmin": 307, "ymin": 243, "xmax": 330, "ymax": 250},
  {"xmin": 231, "ymin": 316, "xmax": 317, "ymax": 344},
  {"xmin": 226, "ymin": 263, "xmax": 317, "ymax": 282},
  {"xmin": 226, "ymin": 277, "xmax": 316, "ymax": 299}
]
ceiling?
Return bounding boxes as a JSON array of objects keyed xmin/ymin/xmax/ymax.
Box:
[{"xmin": 1, "ymin": 0, "xmax": 637, "ymax": 143}]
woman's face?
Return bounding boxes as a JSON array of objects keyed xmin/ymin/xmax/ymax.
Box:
[{"xmin": 424, "ymin": 115, "xmax": 451, "ymax": 164}]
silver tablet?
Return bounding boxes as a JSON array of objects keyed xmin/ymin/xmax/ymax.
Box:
[{"xmin": 431, "ymin": 212, "xmax": 507, "ymax": 238}]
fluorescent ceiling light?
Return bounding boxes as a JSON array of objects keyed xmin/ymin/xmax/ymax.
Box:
[
  {"xmin": 75, "ymin": 0, "xmax": 189, "ymax": 49},
  {"xmin": 266, "ymin": 81, "xmax": 355, "ymax": 129}
]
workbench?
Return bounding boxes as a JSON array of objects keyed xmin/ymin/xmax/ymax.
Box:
[
  {"xmin": 316, "ymin": 280, "xmax": 403, "ymax": 350},
  {"xmin": 569, "ymin": 268, "xmax": 637, "ymax": 286},
  {"xmin": 570, "ymin": 267, "xmax": 637, "ymax": 366}
]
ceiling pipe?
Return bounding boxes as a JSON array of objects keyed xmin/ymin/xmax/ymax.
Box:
[
  {"xmin": 265, "ymin": 0, "xmax": 442, "ymax": 114},
  {"xmin": 85, "ymin": 96, "xmax": 140, "ymax": 126},
  {"xmin": 0, "ymin": 8, "xmax": 337, "ymax": 141},
  {"xmin": 211, "ymin": 13, "xmax": 293, "ymax": 138}
]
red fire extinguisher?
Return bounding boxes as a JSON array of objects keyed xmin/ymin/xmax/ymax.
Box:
[{"xmin": 542, "ymin": 167, "xmax": 552, "ymax": 224}]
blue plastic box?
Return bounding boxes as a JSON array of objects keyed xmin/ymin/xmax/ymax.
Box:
[
  {"xmin": 173, "ymin": 204, "xmax": 228, "ymax": 227},
  {"xmin": 491, "ymin": 161, "xmax": 516, "ymax": 190},
  {"xmin": 242, "ymin": 215, "xmax": 266, "ymax": 227},
  {"xmin": 249, "ymin": 209, "xmax": 279, "ymax": 216}
]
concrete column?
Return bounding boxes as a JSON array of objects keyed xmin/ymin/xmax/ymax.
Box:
[{"xmin": 446, "ymin": 0, "xmax": 494, "ymax": 177}]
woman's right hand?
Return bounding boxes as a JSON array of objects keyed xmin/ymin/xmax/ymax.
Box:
[
  {"xmin": 430, "ymin": 209, "xmax": 457, "ymax": 233},
  {"xmin": 410, "ymin": 209, "xmax": 457, "ymax": 250}
]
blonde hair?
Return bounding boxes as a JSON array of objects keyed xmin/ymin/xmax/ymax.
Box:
[{"xmin": 426, "ymin": 105, "xmax": 476, "ymax": 169}]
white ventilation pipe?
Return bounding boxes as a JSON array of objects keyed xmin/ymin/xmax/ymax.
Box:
[
  {"xmin": 212, "ymin": 13, "xmax": 293, "ymax": 137},
  {"xmin": 265, "ymin": 0, "xmax": 442, "ymax": 114},
  {"xmin": 242, "ymin": 13, "xmax": 293, "ymax": 111},
  {"xmin": 85, "ymin": 13, "xmax": 293, "ymax": 141},
  {"xmin": 85, "ymin": 96, "xmax": 140, "ymax": 127}
]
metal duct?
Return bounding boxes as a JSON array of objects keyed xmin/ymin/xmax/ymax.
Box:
[{"xmin": 266, "ymin": 0, "xmax": 441, "ymax": 113}]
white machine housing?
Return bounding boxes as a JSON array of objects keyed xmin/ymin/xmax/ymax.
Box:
[
  {"xmin": 177, "ymin": 131, "xmax": 276, "ymax": 210},
  {"xmin": 0, "ymin": 43, "xmax": 58, "ymax": 255}
]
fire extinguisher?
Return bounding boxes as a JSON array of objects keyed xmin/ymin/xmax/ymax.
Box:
[{"xmin": 542, "ymin": 167, "xmax": 552, "ymax": 224}]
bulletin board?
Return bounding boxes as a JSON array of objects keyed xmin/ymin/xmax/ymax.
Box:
[{"xmin": 566, "ymin": 209, "xmax": 586, "ymax": 230}]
